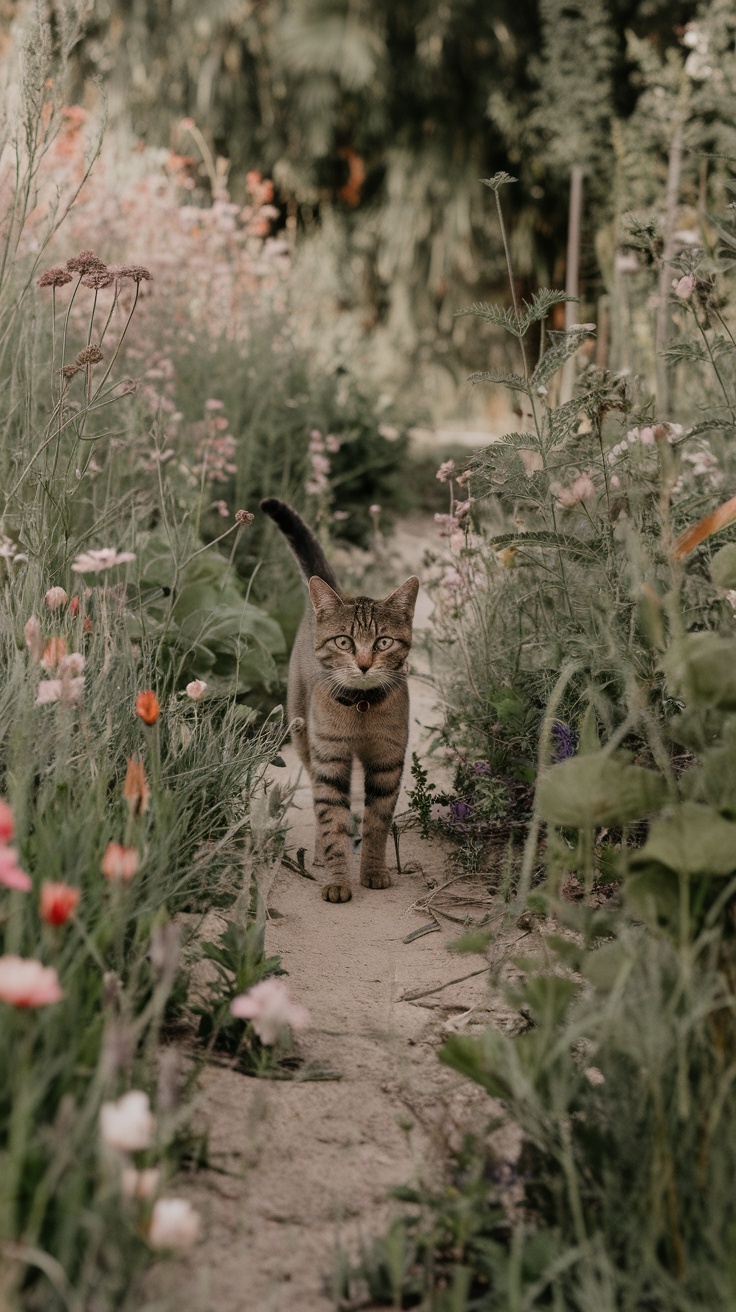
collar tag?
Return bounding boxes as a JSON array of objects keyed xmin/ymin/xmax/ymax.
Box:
[{"xmin": 355, "ymin": 700, "xmax": 370, "ymax": 713}]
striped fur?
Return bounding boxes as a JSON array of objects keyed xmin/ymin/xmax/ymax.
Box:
[{"xmin": 262, "ymin": 498, "xmax": 419, "ymax": 903}]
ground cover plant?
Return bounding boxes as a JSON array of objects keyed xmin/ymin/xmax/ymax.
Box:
[
  {"xmin": 0, "ymin": 18, "xmax": 316, "ymax": 1307},
  {"xmin": 340, "ymin": 153, "xmax": 736, "ymax": 1312}
]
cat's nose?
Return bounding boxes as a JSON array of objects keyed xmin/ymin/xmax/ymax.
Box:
[{"xmin": 356, "ymin": 658, "xmax": 373, "ymax": 673}]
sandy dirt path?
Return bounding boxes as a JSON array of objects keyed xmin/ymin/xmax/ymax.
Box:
[{"xmin": 155, "ymin": 520, "xmax": 512, "ymax": 1311}]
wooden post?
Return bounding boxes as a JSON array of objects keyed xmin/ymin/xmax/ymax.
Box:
[{"xmin": 560, "ymin": 165, "xmax": 584, "ymax": 404}]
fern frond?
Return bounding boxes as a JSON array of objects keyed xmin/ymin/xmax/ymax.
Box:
[
  {"xmin": 456, "ymin": 302, "xmax": 523, "ymax": 337},
  {"xmin": 468, "ymin": 370, "xmax": 530, "ymax": 395}
]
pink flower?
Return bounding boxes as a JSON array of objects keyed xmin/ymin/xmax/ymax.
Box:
[
  {"xmin": 45, "ymin": 587, "xmax": 68, "ymax": 610},
  {"xmin": 149, "ymin": 1197, "xmax": 201, "ymax": 1250},
  {"xmin": 230, "ymin": 978, "xmax": 310, "ymax": 1045},
  {"xmin": 204, "ymin": 398, "xmax": 224, "ymax": 411},
  {"xmin": 436, "ymin": 459, "xmax": 456, "ymax": 482},
  {"xmin": 325, "ymin": 434, "xmax": 341, "ymax": 454},
  {"xmin": 0, "ymin": 847, "xmax": 31, "ymax": 892},
  {"xmin": 0, "ymin": 955, "xmax": 63, "ymax": 1006},
  {"xmin": 35, "ymin": 675, "xmax": 84, "ymax": 707},
  {"xmin": 100, "ymin": 1090, "xmax": 154, "ymax": 1152},
  {"xmin": 40, "ymin": 882, "xmax": 79, "ymax": 925},
  {"xmin": 0, "ymin": 800, "xmax": 14, "ymax": 844},
  {"xmin": 674, "ymin": 275, "xmax": 695, "ymax": 300},
  {"xmin": 71, "ymin": 548, "xmax": 136, "ymax": 574},
  {"xmin": 122, "ymin": 1166, "xmax": 161, "ymax": 1200},
  {"xmin": 24, "ymin": 617, "xmax": 44, "ymax": 663},
  {"xmin": 369, "ymin": 504, "xmax": 381, "ymax": 518},
  {"xmin": 101, "ymin": 843, "xmax": 139, "ymax": 883},
  {"xmin": 185, "ymin": 680, "xmax": 208, "ymax": 701},
  {"xmin": 556, "ymin": 474, "xmax": 596, "ymax": 508},
  {"xmin": 640, "ymin": 427, "xmax": 655, "ymax": 446}
]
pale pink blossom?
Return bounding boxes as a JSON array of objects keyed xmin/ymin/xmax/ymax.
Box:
[
  {"xmin": 204, "ymin": 398, "xmax": 224, "ymax": 411},
  {"xmin": 230, "ymin": 977, "xmax": 310, "ymax": 1045},
  {"xmin": 35, "ymin": 676, "xmax": 84, "ymax": 707},
  {"xmin": 434, "ymin": 513, "xmax": 460, "ymax": 537},
  {"xmin": 100, "ymin": 1090, "xmax": 154, "ymax": 1152},
  {"xmin": 369, "ymin": 504, "xmax": 381, "ymax": 518},
  {"xmin": 0, "ymin": 847, "xmax": 31, "ymax": 892},
  {"xmin": 71, "ymin": 548, "xmax": 136, "ymax": 574},
  {"xmin": 24, "ymin": 617, "xmax": 43, "ymax": 663},
  {"xmin": 59, "ymin": 653, "xmax": 85, "ymax": 677},
  {"xmin": 101, "ymin": 843, "xmax": 139, "ymax": 883},
  {"xmin": 325, "ymin": 434, "xmax": 341, "ymax": 454},
  {"xmin": 185, "ymin": 680, "xmax": 208, "ymax": 701},
  {"xmin": 556, "ymin": 474, "xmax": 596, "ymax": 508},
  {"xmin": 674, "ymin": 275, "xmax": 695, "ymax": 300},
  {"xmin": 0, "ymin": 955, "xmax": 63, "ymax": 1006},
  {"xmin": 45, "ymin": 587, "xmax": 68, "ymax": 610},
  {"xmin": 584, "ymin": 1066, "xmax": 605, "ymax": 1086},
  {"xmin": 122, "ymin": 1166, "xmax": 161, "ymax": 1200},
  {"xmin": 639, "ymin": 427, "xmax": 655, "ymax": 446},
  {"xmin": 435, "ymin": 459, "xmax": 456, "ymax": 482},
  {"xmin": 610, "ymin": 474, "xmax": 621, "ymax": 490},
  {"xmin": 149, "ymin": 1197, "xmax": 201, "ymax": 1250}
]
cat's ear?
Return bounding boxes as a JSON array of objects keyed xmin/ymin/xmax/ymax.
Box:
[
  {"xmin": 308, "ymin": 577, "xmax": 342, "ymax": 613},
  {"xmin": 384, "ymin": 576, "xmax": 419, "ymax": 618}
]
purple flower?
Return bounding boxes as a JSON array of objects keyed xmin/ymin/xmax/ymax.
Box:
[
  {"xmin": 450, "ymin": 799, "xmax": 472, "ymax": 822},
  {"xmin": 473, "ymin": 760, "xmax": 492, "ymax": 775},
  {"xmin": 551, "ymin": 721, "xmax": 578, "ymax": 762}
]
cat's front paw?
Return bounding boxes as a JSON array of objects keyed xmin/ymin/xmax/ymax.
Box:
[
  {"xmin": 360, "ymin": 870, "xmax": 392, "ymax": 889},
  {"xmin": 321, "ymin": 880, "xmax": 352, "ymax": 903}
]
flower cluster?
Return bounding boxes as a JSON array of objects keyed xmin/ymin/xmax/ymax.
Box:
[
  {"xmin": 99, "ymin": 1089, "xmax": 201, "ymax": 1251},
  {"xmin": 192, "ymin": 403, "xmax": 238, "ymax": 485},
  {"xmin": 305, "ymin": 428, "xmax": 340, "ymax": 499}
]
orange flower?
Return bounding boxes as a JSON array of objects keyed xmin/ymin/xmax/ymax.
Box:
[
  {"xmin": 135, "ymin": 690, "xmax": 160, "ymax": 726},
  {"xmin": 674, "ymin": 492, "xmax": 736, "ymax": 559},
  {"xmin": 101, "ymin": 842, "xmax": 139, "ymax": 883},
  {"xmin": 40, "ymin": 881, "xmax": 79, "ymax": 926},
  {"xmin": 42, "ymin": 637, "xmax": 68, "ymax": 670},
  {"xmin": 123, "ymin": 756, "xmax": 150, "ymax": 816}
]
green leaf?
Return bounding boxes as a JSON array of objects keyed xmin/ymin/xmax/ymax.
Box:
[
  {"xmin": 455, "ymin": 302, "xmax": 523, "ymax": 337},
  {"xmin": 631, "ymin": 802, "xmax": 736, "ymax": 876},
  {"xmin": 537, "ymin": 752, "xmax": 666, "ymax": 828},
  {"xmin": 665, "ymin": 632, "xmax": 736, "ymax": 711},
  {"xmin": 481, "ymin": 172, "xmax": 517, "ymax": 192},
  {"xmin": 467, "ymin": 370, "xmax": 531, "ymax": 395},
  {"xmin": 710, "ymin": 543, "xmax": 736, "ymax": 589},
  {"xmin": 582, "ymin": 940, "xmax": 632, "ymax": 992},
  {"xmin": 521, "ymin": 291, "xmax": 580, "ymax": 334},
  {"xmin": 440, "ymin": 1032, "xmax": 514, "ymax": 1100},
  {"xmin": 531, "ymin": 324, "xmax": 594, "ymax": 390}
]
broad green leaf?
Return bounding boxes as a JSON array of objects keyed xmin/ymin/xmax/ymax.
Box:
[
  {"xmin": 537, "ymin": 753, "xmax": 666, "ymax": 828},
  {"xmin": 665, "ymin": 632, "xmax": 736, "ymax": 710},
  {"xmin": 631, "ymin": 802, "xmax": 736, "ymax": 876},
  {"xmin": 624, "ymin": 867, "xmax": 679, "ymax": 928}
]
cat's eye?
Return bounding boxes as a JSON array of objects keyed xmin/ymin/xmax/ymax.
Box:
[
  {"xmin": 375, "ymin": 636, "xmax": 394, "ymax": 651},
  {"xmin": 333, "ymin": 636, "xmax": 353, "ymax": 651}
]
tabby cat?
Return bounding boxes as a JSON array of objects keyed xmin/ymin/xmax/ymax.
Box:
[{"xmin": 261, "ymin": 498, "xmax": 419, "ymax": 903}]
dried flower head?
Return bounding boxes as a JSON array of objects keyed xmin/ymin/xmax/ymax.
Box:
[
  {"xmin": 135, "ymin": 690, "xmax": 160, "ymax": 726},
  {"xmin": 117, "ymin": 265, "xmax": 152, "ymax": 283},
  {"xmin": 235, "ymin": 509, "xmax": 254, "ymax": 526},
  {"xmin": 38, "ymin": 267, "xmax": 73, "ymax": 288},
  {"xmin": 66, "ymin": 250, "xmax": 107, "ymax": 275},
  {"xmin": 60, "ymin": 365, "xmax": 80, "ymax": 381},
  {"xmin": 81, "ymin": 269, "xmax": 115, "ymax": 290},
  {"xmin": 40, "ymin": 882, "xmax": 79, "ymax": 926},
  {"xmin": 123, "ymin": 757, "xmax": 149, "ymax": 816},
  {"xmin": 75, "ymin": 345, "xmax": 104, "ymax": 367}
]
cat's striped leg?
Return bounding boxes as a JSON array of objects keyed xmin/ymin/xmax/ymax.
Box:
[
  {"xmin": 359, "ymin": 754, "xmax": 404, "ymax": 889},
  {"xmin": 310, "ymin": 738, "xmax": 353, "ymax": 903}
]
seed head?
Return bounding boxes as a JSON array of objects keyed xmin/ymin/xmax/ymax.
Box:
[
  {"xmin": 38, "ymin": 267, "xmax": 73, "ymax": 288},
  {"xmin": 60, "ymin": 364, "xmax": 80, "ymax": 380},
  {"xmin": 117, "ymin": 265, "xmax": 152, "ymax": 283},
  {"xmin": 66, "ymin": 250, "xmax": 107, "ymax": 275},
  {"xmin": 75, "ymin": 345, "xmax": 104, "ymax": 367},
  {"xmin": 81, "ymin": 269, "xmax": 115, "ymax": 289},
  {"xmin": 235, "ymin": 509, "xmax": 254, "ymax": 526}
]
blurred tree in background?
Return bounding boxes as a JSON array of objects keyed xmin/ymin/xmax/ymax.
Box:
[{"xmin": 68, "ymin": 0, "xmax": 726, "ymax": 394}]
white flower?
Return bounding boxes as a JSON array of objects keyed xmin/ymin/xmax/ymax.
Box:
[
  {"xmin": 584, "ymin": 1066, "xmax": 605, "ymax": 1086},
  {"xmin": 122, "ymin": 1166, "xmax": 161, "ymax": 1199},
  {"xmin": 34, "ymin": 674, "xmax": 84, "ymax": 707},
  {"xmin": 0, "ymin": 537, "xmax": 28, "ymax": 565},
  {"xmin": 45, "ymin": 587, "xmax": 68, "ymax": 610},
  {"xmin": 100, "ymin": 1090, "xmax": 155, "ymax": 1153},
  {"xmin": 71, "ymin": 548, "xmax": 136, "ymax": 574},
  {"xmin": 59, "ymin": 652, "xmax": 85, "ymax": 677},
  {"xmin": 149, "ymin": 1197, "xmax": 201, "ymax": 1250},
  {"xmin": 24, "ymin": 617, "xmax": 43, "ymax": 662},
  {"xmin": 230, "ymin": 978, "xmax": 310, "ymax": 1045},
  {"xmin": 185, "ymin": 680, "xmax": 208, "ymax": 701}
]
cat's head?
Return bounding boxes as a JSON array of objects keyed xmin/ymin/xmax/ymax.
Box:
[{"xmin": 308, "ymin": 576, "xmax": 419, "ymax": 692}]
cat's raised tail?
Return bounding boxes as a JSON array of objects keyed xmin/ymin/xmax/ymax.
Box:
[{"xmin": 260, "ymin": 498, "xmax": 342, "ymax": 594}]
